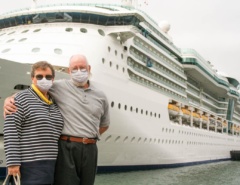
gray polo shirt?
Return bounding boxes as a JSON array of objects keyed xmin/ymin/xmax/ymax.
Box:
[{"xmin": 49, "ymin": 79, "xmax": 110, "ymax": 139}]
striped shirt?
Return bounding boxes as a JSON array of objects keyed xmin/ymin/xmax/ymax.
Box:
[{"xmin": 3, "ymin": 87, "xmax": 64, "ymax": 167}]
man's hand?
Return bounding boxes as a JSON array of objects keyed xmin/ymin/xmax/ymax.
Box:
[
  {"xmin": 3, "ymin": 96, "xmax": 16, "ymax": 119},
  {"xmin": 8, "ymin": 165, "xmax": 20, "ymax": 176}
]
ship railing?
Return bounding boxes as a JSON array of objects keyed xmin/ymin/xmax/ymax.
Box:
[
  {"xmin": 128, "ymin": 53, "xmax": 186, "ymax": 94},
  {"xmin": 133, "ymin": 37, "xmax": 185, "ymax": 76}
]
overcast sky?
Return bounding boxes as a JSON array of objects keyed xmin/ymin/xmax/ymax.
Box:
[{"xmin": 1, "ymin": 0, "xmax": 240, "ymax": 80}]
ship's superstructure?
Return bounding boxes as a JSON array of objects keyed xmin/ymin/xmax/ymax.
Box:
[{"xmin": 1, "ymin": 0, "xmax": 240, "ymax": 177}]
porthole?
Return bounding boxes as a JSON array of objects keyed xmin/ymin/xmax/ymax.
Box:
[
  {"xmin": 122, "ymin": 67, "xmax": 125, "ymax": 73},
  {"xmin": 102, "ymin": 58, "xmax": 105, "ymax": 64},
  {"xmin": 115, "ymin": 50, "xmax": 117, "ymax": 56},
  {"xmin": 144, "ymin": 138, "xmax": 147, "ymax": 143},
  {"xmin": 111, "ymin": 102, "xmax": 114, "ymax": 107},
  {"xmin": 6, "ymin": 39, "xmax": 14, "ymax": 43},
  {"xmin": 54, "ymin": 48, "xmax": 62, "ymax": 55},
  {"xmin": 136, "ymin": 108, "xmax": 138, "ymax": 113},
  {"xmin": 8, "ymin": 31, "xmax": 15, "ymax": 35},
  {"xmin": 33, "ymin": 29, "xmax": 41, "ymax": 32},
  {"xmin": 141, "ymin": 109, "xmax": 143, "ymax": 114},
  {"xmin": 0, "ymin": 33, "xmax": 6, "ymax": 36},
  {"xmin": 124, "ymin": 105, "xmax": 127, "ymax": 111},
  {"xmin": 115, "ymin": 136, "xmax": 120, "ymax": 142},
  {"xmin": 109, "ymin": 61, "xmax": 112, "ymax": 67},
  {"xmin": 116, "ymin": 64, "xmax": 119, "ymax": 70},
  {"xmin": 121, "ymin": 53, "xmax": 123, "ymax": 59},
  {"xmin": 131, "ymin": 137, "xmax": 135, "ymax": 143},
  {"xmin": 19, "ymin": 38, "xmax": 27, "ymax": 42},
  {"xmin": 150, "ymin": 112, "xmax": 152, "ymax": 117},
  {"xmin": 123, "ymin": 136, "xmax": 128, "ymax": 143},
  {"xmin": 108, "ymin": 46, "xmax": 111, "ymax": 52},
  {"xmin": 138, "ymin": 138, "xmax": 142, "ymax": 143},
  {"xmin": 118, "ymin": 103, "xmax": 121, "ymax": 109},
  {"xmin": 158, "ymin": 114, "xmax": 161, "ymax": 118},
  {"xmin": 1, "ymin": 48, "xmax": 11, "ymax": 53},
  {"xmin": 130, "ymin": 106, "xmax": 133, "ymax": 112},
  {"xmin": 65, "ymin": 28, "xmax": 73, "ymax": 32},
  {"xmin": 22, "ymin": 30, "xmax": 29, "ymax": 33},
  {"xmin": 80, "ymin": 28, "xmax": 87, "ymax": 33},
  {"xmin": 146, "ymin": 110, "xmax": 148, "ymax": 115},
  {"xmin": 98, "ymin": 29, "xmax": 105, "ymax": 36},
  {"xmin": 105, "ymin": 135, "xmax": 112, "ymax": 142},
  {"xmin": 32, "ymin": 48, "xmax": 40, "ymax": 53}
]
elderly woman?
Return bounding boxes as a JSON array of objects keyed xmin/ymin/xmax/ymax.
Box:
[{"xmin": 3, "ymin": 61, "xmax": 64, "ymax": 185}]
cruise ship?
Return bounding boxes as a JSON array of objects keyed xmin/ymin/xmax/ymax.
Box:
[{"xmin": 1, "ymin": 0, "xmax": 240, "ymax": 178}]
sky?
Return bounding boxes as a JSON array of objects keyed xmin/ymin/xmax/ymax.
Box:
[{"xmin": 0, "ymin": 0, "xmax": 240, "ymax": 80}]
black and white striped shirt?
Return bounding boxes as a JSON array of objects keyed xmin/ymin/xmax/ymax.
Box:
[{"xmin": 4, "ymin": 87, "xmax": 64, "ymax": 167}]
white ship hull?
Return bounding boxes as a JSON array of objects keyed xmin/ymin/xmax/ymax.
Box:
[{"xmin": 1, "ymin": 1, "xmax": 240, "ymax": 177}]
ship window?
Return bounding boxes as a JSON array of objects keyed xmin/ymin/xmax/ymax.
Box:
[
  {"xmin": 108, "ymin": 46, "xmax": 111, "ymax": 52},
  {"xmin": 98, "ymin": 29, "xmax": 105, "ymax": 36},
  {"xmin": 32, "ymin": 48, "xmax": 40, "ymax": 53},
  {"xmin": 115, "ymin": 136, "xmax": 120, "ymax": 143},
  {"xmin": 54, "ymin": 48, "xmax": 62, "ymax": 55},
  {"xmin": 158, "ymin": 114, "xmax": 161, "ymax": 118},
  {"xmin": 123, "ymin": 136, "xmax": 128, "ymax": 143},
  {"xmin": 111, "ymin": 102, "xmax": 114, "ymax": 107},
  {"xmin": 121, "ymin": 53, "xmax": 123, "ymax": 59},
  {"xmin": 33, "ymin": 29, "xmax": 41, "ymax": 32},
  {"xmin": 8, "ymin": 31, "xmax": 15, "ymax": 35},
  {"xmin": 124, "ymin": 105, "xmax": 127, "ymax": 110},
  {"xmin": 19, "ymin": 38, "xmax": 27, "ymax": 42},
  {"xmin": 122, "ymin": 67, "xmax": 125, "ymax": 73},
  {"xmin": 118, "ymin": 103, "xmax": 121, "ymax": 109},
  {"xmin": 6, "ymin": 39, "xmax": 14, "ymax": 43},
  {"xmin": 130, "ymin": 106, "xmax": 133, "ymax": 112},
  {"xmin": 136, "ymin": 108, "xmax": 138, "ymax": 113},
  {"xmin": 146, "ymin": 110, "xmax": 148, "ymax": 115},
  {"xmin": 1, "ymin": 48, "xmax": 11, "ymax": 53},
  {"xmin": 80, "ymin": 28, "xmax": 87, "ymax": 33},
  {"xmin": 116, "ymin": 64, "xmax": 119, "ymax": 70},
  {"xmin": 141, "ymin": 109, "xmax": 143, "ymax": 114},
  {"xmin": 65, "ymin": 28, "xmax": 73, "ymax": 32},
  {"xmin": 0, "ymin": 33, "xmax": 6, "ymax": 36},
  {"xmin": 115, "ymin": 50, "xmax": 117, "ymax": 56},
  {"xmin": 109, "ymin": 61, "xmax": 112, "ymax": 67},
  {"xmin": 138, "ymin": 138, "xmax": 142, "ymax": 143},
  {"xmin": 102, "ymin": 58, "xmax": 105, "ymax": 64},
  {"xmin": 22, "ymin": 30, "xmax": 29, "ymax": 33},
  {"xmin": 14, "ymin": 84, "xmax": 30, "ymax": 90}
]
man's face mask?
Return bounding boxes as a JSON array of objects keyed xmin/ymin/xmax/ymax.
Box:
[{"xmin": 71, "ymin": 69, "xmax": 89, "ymax": 86}]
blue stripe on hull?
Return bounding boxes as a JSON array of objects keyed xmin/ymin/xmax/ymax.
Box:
[
  {"xmin": 0, "ymin": 158, "xmax": 230, "ymax": 179},
  {"xmin": 97, "ymin": 158, "xmax": 230, "ymax": 173}
]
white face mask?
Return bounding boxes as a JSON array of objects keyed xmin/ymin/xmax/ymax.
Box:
[
  {"xmin": 37, "ymin": 78, "xmax": 53, "ymax": 92},
  {"xmin": 71, "ymin": 69, "xmax": 89, "ymax": 86}
]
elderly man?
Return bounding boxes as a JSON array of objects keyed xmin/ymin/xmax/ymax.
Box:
[{"xmin": 4, "ymin": 54, "xmax": 110, "ymax": 185}]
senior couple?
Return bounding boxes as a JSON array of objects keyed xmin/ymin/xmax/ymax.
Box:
[{"xmin": 3, "ymin": 54, "xmax": 110, "ymax": 185}]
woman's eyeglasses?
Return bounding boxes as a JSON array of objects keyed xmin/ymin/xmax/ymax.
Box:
[{"xmin": 35, "ymin": 74, "xmax": 53, "ymax": 80}]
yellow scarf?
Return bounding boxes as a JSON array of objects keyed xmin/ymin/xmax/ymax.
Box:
[{"xmin": 31, "ymin": 84, "xmax": 53, "ymax": 105}]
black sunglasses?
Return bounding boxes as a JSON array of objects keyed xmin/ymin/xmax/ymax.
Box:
[{"xmin": 35, "ymin": 74, "xmax": 53, "ymax": 80}]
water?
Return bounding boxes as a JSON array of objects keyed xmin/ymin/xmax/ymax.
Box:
[{"xmin": 1, "ymin": 161, "xmax": 240, "ymax": 185}]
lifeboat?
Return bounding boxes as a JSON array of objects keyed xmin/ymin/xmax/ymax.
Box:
[
  {"xmin": 168, "ymin": 104, "xmax": 180, "ymax": 117},
  {"xmin": 192, "ymin": 112, "xmax": 200, "ymax": 123},
  {"xmin": 201, "ymin": 115, "xmax": 208, "ymax": 124},
  {"xmin": 181, "ymin": 108, "xmax": 191, "ymax": 119}
]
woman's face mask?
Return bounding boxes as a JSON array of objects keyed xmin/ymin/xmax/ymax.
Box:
[{"xmin": 37, "ymin": 78, "xmax": 53, "ymax": 92}]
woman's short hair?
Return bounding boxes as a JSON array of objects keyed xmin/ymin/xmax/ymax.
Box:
[{"xmin": 31, "ymin": 61, "xmax": 55, "ymax": 78}]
